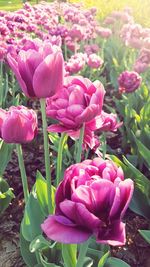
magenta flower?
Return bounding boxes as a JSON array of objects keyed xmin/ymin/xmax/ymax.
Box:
[
  {"xmin": 7, "ymin": 42, "xmax": 64, "ymax": 98},
  {"xmin": 69, "ymin": 24, "xmax": 84, "ymax": 40},
  {"xmin": 96, "ymin": 27, "xmax": 112, "ymax": 38},
  {"xmin": 65, "ymin": 53, "xmax": 86, "ymax": 74},
  {"xmin": 91, "ymin": 111, "xmax": 123, "ymax": 132},
  {"xmin": 41, "ymin": 157, "xmax": 134, "ymax": 245},
  {"xmin": 0, "ymin": 106, "xmax": 37, "ymax": 144},
  {"xmin": 118, "ymin": 70, "xmax": 142, "ymax": 93},
  {"xmin": 47, "ymin": 76, "xmax": 105, "ymax": 133},
  {"xmin": 87, "ymin": 54, "xmax": 104, "ymax": 69}
]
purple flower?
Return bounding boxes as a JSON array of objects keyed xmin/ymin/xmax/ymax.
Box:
[
  {"xmin": 118, "ymin": 70, "xmax": 142, "ymax": 93},
  {"xmin": 7, "ymin": 41, "xmax": 64, "ymax": 98},
  {"xmin": 87, "ymin": 53, "xmax": 104, "ymax": 69},
  {"xmin": 41, "ymin": 157, "xmax": 134, "ymax": 245},
  {"xmin": 91, "ymin": 111, "xmax": 123, "ymax": 132},
  {"xmin": 47, "ymin": 76, "xmax": 105, "ymax": 133},
  {"xmin": 0, "ymin": 106, "xmax": 37, "ymax": 144}
]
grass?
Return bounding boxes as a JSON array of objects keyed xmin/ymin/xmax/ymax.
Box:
[
  {"xmin": 0, "ymin": 0, "xmax": 33, "ymax": 11},
  {"xmin": 0, "ymin": 0, "xmax": 51, "ymax": 11}
]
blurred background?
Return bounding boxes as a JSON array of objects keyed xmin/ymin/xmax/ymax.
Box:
[{"xmin": 0, "ymin": 0, "xmax": 150, "ymax": 27}]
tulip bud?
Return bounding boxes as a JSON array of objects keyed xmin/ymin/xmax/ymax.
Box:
[
  {"xmin": 7, "ymin": 41, "xmax": 64, "ymax": 98},
  {"xmin": 0, "ymin": 106, "xmax": 37, "ymax": 144},
  {"xmin": 118, "ymin": 70, "xmax": 142, "ymax": 93}
]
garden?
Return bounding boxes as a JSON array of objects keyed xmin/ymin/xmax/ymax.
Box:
[{"xmin": 0, "ymin": 1, "xmax": 150, "ymax": 267}]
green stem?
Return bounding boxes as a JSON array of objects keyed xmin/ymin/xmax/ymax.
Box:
[
  {"xmin": 76, "ymin": 124, "xmax": 85, "ymax": 163},
  {"xmin": 16, "ymin": 144, "xmax": 29, "ymax": 204},
  {"xmin": 76, "ymin": 239, "xmax": 90, "ymax": 267},
  {"xmin": 64, "ymin": 40, "xmax": 68, "ymax": 61},
  {"xmin": 40, "ymin": 98, "xmax": 52, "ymax": 214},
  {"xmin": 101, "ymin": 132, "xmax": 106, "ymax": 159},
  {"xmin": 56, "ymin": 133, "xmax": 67, "ymax": 187}
]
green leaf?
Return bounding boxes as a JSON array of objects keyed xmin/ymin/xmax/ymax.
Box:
[
  {"xmin": 139, "ymin": 230, "xmax": 150, "ymax": 244},
  {"xmin": 123, "ymin": 156, "xmax": 150, "ymax": 199},
  {"xmin": 87, "ymin": 248, "xmax": 103, "ymax": 259},
  {"xmin": 39, "ymin": 252, "xmax": 61, "ymax": 267},
  {"xmin": 130, "ymin": 188, "xmax": 150, "ymax": 219},
  {"xmin": 36, "ymin": 171, "xmax": 56, "ymax": 215},
  {"xmin": 105, "ymin": 257, "xmax": 131, "ymax": 267},
  {"xmin": 20, "ymin": 229, "xmax": 37, "ymax": 267},
  {"xmin": 98, "ymin": 251, "xmax": 110, "ymax": 267},
  {"xmin": 109, "ymin": 155, "xmax": 127, "ymax": 171},
  {"xmin": 0, "ymin": 141, "xmax": 14, "ymax": 175},
  {"xmin": 109, "ymin": 155, "xmax": 150, "ymax": 219},
  {"xmin": 0, "ymin": 177, "xmax": 14, "ymax": 214},
  {"xmin": 62, "ymin": 244, "xmax": 77, "ymax": 267},
  {"xmin": 83, "ymin": 257, "xmax": 93, "ymax": 267},
  {"xmin": 133, "ymin": 134, "xmax": 150, "ymax": 167},
  {"xmin": 21, "ymin": 189, "xmax": 45, "ymax": 242},
  {"xmin": 30, "ymin": 235, "xmax": 56, "ymax": 253}
]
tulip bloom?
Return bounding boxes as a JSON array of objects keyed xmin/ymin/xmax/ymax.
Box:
[
  {"xmin": 7, "ymin": 42, "xmax": 64, "ymax": 98},
  {"xmin": 0, "ymin": 106, "xmax": 37, "ymax": 144},
  {"xmin": 41, "ymin": 157, "xmax": 134, "ymax": 245},
  {"xmin": 90, "ymin": 111, "xmax": 122, "ymax": 132},
  {"xmin": 47, "ymin": 76, "xmax": 105, "ymax": 133},
  {"xmin": 87, "ymin": 54, "xmax": 104, "ymax": 69},
  {"xmin": 118, "ymin": 70, "xmax": 142, "ymax": 93}
]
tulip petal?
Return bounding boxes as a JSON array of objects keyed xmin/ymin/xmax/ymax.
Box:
[
  {"xmin": 96, "ymin": 221, "xmax": 126, "ymax": 246},
  {"xmin": 90, "ymin": 180, "xmax": 115, "ymax": 217},
  {"xmin": 69, "ymin": 89, "xmax": 85, "ymax": 105},
  {"xmin": 41, "ymin": 215, "xmax": 91, "ymax": 244},
  {"xmin": 18, "ymin": 50, "xmax": 42, "ymax": 97},
  {"xmin": 33, "ymin": 52, "xmax": 63, "ymax": 98},
  {"xmin": 71, "ymin": 185, "xmax": 93, "ymax": 211},
  {"xmin": 110, "ymin": 179, "xmax": 134, "ymax": 220},
  {"xmin": 67, "ymin": 104, "xmax": 84, "ymax": 116},
  {"xmin": 0, "ymin": 109, "xmax": 7, "ymax": 136},
  {"xmin": 47, "ymin": 124, "xmax": 68, "ymax": 133},
  {"xmin": 7, "ymin": 54, "xmax": 28, "ymax": 97},
  {"xmin": 76, "ymin": 104, "xmax": 98, "ymax": 124},
  {"xmin": 60, "ymin": 199, "xmax": 101, "ymax": 230}
]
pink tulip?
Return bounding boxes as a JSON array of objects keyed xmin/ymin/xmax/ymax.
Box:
[
  {"xmin": 47, "ymin": 76, "xmax": 105, "ymax": 133},
  {"xmin": 93, "ymin": 111, "xmax": 123, "ymax": 132},
  {"xmin": 133, "ymin": 48, "xmax": 150, "ymax": 73},
  {"xmin": 65, "ymin": 53, "xmax": 86, "ymax": 74},
  {"xmin": 84, "ymin": 44, "xmax": 100, "ymax": 55},
  {"xmin": 69, "ymin": 24, "xmax": 84, "ymax": 40},
  {"xmin": 7, "ymin": 41, "xmax": 64, "ymax": 98},
  {"xmin": 0, "ymin": 106, "xmax": 37, "ymax": 144},
  {"xmin": 41, "ymin": 157, "xmax": 134, "ymax": 245},
  {"xmin": 96, "ymin": 27, "xmax": 112, "ymax": 38},
  {"xmin": 87, "ymin": 54, "xmax": 104, "ymax": 69},
  {"xmin": 118, "ymin": 71, "xmax": 142, "ymax": 93}
]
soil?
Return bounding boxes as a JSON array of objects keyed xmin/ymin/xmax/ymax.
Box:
[{"xmin": 0, "ymin": 99, "xmax": 150, "ymax": 267}]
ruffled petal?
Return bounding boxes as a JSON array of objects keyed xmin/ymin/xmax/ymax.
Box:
[
  {"xmin": 41, "ymin": 215, "xmax": 91, "ymax": 244},
  {"xmin": 60, "ymin": 199, "xmax": 101, "ymax": 230},
  {"xmin": 96, "ymin": 221, "xmax": 126, "ymax": 246}
]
